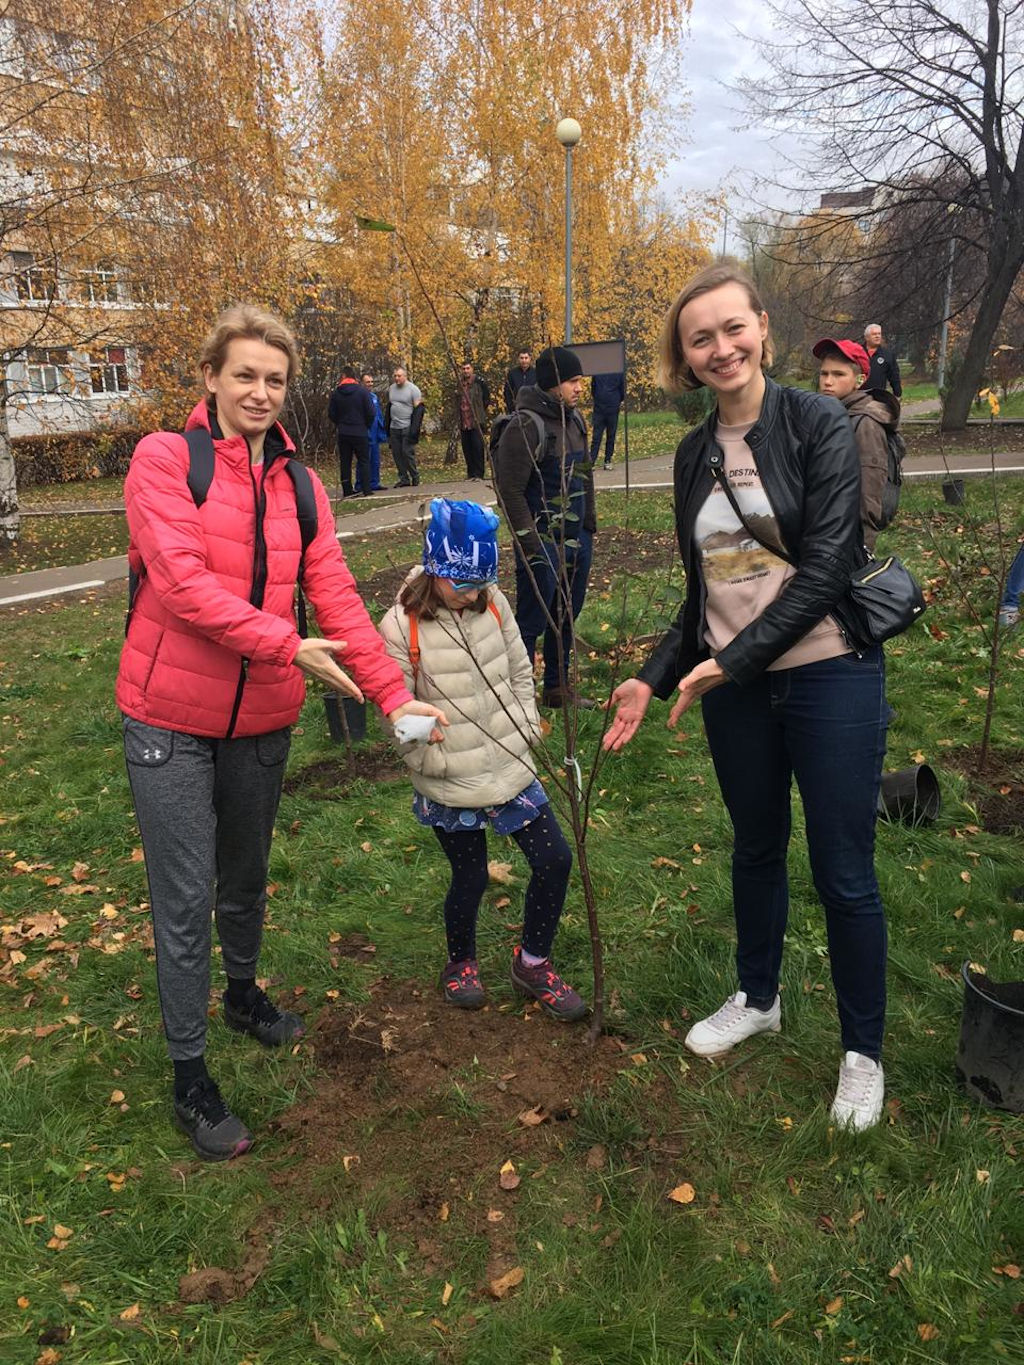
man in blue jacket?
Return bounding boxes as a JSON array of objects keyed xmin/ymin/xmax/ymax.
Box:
[
  {"xmin": 590, "ymin": 370, "xmax": 625, "ymax": 470},
  {"xmin": 357, "ymin": 371, "xmax": 387, "ymax": 493}
]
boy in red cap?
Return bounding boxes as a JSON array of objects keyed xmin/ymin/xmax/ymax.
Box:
[{"xmin": 813, "ymin": 338, "xmax": 901, "ymax": 550}]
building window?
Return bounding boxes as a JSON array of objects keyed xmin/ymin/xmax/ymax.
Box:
[
  {"xmin": 11, "ymin": 251, "xmax": 57, "ymax": 304},
  {"xmin": 26, "ymin": 348, "xmax": 72, "ymax": 394},
  {"xmin": 79, "ymin": 264, "xmax": 120, "ymax": 304},
  {"xmin": 90, "ymin": 345, "xmax": 129, "ymax": 394}
]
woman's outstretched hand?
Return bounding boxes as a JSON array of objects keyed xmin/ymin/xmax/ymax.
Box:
[
  {"xmin": 387, "ymin": 700, "xmax": 449, "ymax": 744},
  {"xmin": 667, "ymin": 659, "xmax": 726, "ymax": 727},
  {"xmin": 602, "ymin": 678, "xmax": 654, "ymax": 751},
  {"xmin": 293, "ymin": 638, "xmax": 364, "ymax": 702}
]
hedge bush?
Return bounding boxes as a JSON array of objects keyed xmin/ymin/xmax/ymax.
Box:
[{"xmin": 13, "ymin": 427, "xmax": 147, "ymax": 487}]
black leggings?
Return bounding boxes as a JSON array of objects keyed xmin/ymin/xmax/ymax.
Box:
[{"xmin": 433, "ymin": 804, "xmax": 572, "ymax": 962}]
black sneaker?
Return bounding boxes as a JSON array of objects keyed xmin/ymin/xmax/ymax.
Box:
[
  {"xmin": 223, "ymin": 986, "xmax": 304, "ymax": 1048},
  {"xmin": 173, "ymin": 1077, "xmax": 253, "ymax": 1161}
]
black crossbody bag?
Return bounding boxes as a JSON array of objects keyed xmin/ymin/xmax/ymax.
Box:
[{"xmin": 707, "ymin": 452, "xmax": 926, "ymax": 644}]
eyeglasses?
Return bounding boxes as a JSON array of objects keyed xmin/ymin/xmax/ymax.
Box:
[{"xmin": 451, "ymin": 581, "xmax": 485, "ymax": 593}]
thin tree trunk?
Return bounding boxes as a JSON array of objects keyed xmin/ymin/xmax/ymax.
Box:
[
  {"xmin": 942, "ymin": 245, "xmax": 1024, "ymax": 430},
  {"xmin": 0, "ymin": 371, "xmax": 19, "ymax": 547}
]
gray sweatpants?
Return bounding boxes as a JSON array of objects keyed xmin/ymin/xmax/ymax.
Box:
[{"xmin": 123, "ymin": 716, "xmax": 290, "ymax": 1060}]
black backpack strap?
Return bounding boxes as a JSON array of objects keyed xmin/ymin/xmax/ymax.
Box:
[
  {"xmin": 126, "ymin": 428, "xmax": 215, "ymax": 634},
  {"xmin": 282, "ymin": 458, "xmax": 319, "ymax": 638},
  {"xmin": 184, "ymin": 427, "xmax": 217, "ymax": 506}
]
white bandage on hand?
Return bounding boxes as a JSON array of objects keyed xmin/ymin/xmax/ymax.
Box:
[{"xmin": 393, "ymin": 713, "xmax": 437, "ymax": 745}]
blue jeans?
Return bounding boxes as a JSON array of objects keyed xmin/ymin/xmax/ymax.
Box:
[
  {"xmin": 515, "ymin": 529, "xmax": 593, "ymax": 691},
  {"xmin": 1001, "ymin": 544, "xmax": 1024, "ymax": 609},
  {"xmin": 590, "ymin": 409, "xmax": 620, "ymax": 464},
  {"xmin": 700, "ymin": 648, "xmax": 889, "ymax": 1058}
]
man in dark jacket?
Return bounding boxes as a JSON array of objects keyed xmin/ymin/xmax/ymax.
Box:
[
  {"xmin": 328, "ymin": 366, "xmax": 376, "ymax": 497},
  {"xmin": 590, "ymin": 370, "xmax": 625, "ymax": 470},
  {"xmin": 449, "ymin": 361, "xmax": 490, "ymax": 479},
  {"xmin": 494, "ymin": 345, "xmax": 597, "ymax": 707},
  {"xmin": 503, "ymin": 349, "xmax": 536, "ymax": 413},
  {"xmin": 862, "ymin": 324, "xmax": 902, "ymax": 397}
]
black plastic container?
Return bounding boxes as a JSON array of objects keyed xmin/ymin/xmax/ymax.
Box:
[
  {"xmin": 942, "ymin": 478, "xmax": 966, "ymax": 506},
  {"xmin": 956, "ymin": 962, "xmax": 1024, "ymax": 1113},
  {"xmin": 876, "ymin": 763, "xmax": 941, "ymax": 824},
  {"xmin": 323, "ymin": 693, "xmax": 367, "ymax": 744}
]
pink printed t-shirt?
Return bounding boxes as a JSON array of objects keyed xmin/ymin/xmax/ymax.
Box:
[{"xmin": 695, "ymin": 420, "xmax": 848, "ymax": 672}]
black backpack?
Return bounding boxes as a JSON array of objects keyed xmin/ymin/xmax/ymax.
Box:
[
  {"xmin": 126, "ymin": 427, "xmax": 319, "ymax": 634},
  {"xmin": 851, "ymin": 413, "xmax": 905, "ymax": 530}
]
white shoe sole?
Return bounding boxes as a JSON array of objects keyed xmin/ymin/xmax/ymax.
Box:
[{"xmin": 683, "ymin": 1019, "xmax": 782, "ymax": 1059}]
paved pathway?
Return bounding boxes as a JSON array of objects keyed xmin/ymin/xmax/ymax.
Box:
[{"xmin": 4, "ymin": 450, "xmax": 1024, "ymax": 608}]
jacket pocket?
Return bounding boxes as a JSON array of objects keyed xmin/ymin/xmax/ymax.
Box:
[{"xmin": 123, "ymin": 717, "xmax": 175, "ymax": 768}]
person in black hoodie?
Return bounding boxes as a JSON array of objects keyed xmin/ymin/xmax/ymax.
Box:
[
  {"xmin": 328, "ymin": 366, "xmax": 376, "ymax": 497},
  {"xmin": 493, "ymin": 345, "xmax": 596, "ymax": 708}
]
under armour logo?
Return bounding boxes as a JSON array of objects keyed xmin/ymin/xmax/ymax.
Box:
[{"xmin": 142, "ymin": 746, "xmax": 164, "ymax": 761}]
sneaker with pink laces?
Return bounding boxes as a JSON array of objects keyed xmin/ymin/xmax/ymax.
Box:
[
  {"xmin": 439, "ymin": 958, "xmax": 486, "ymax": 1009},
  {"xmin": 510, "ymin": 947, "xmax": 588, "ymax": 1022}
]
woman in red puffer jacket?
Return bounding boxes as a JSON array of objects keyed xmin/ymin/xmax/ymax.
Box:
[{"xmin": 117, "ymin": 305, "xmax": 446, "ymax": 1162}]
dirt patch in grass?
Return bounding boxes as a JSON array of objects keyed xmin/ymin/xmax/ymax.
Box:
[
  {"xmin": 282, "ymin": 746, "xmax": 404, "ymax": 795},
  {"xmin": 940, "ymin": 744, "xmax": 1024, "ymax": 833},
  {"xmin": 248, "ymin": 978, "xmax": 641, "ymax": 1292},
  {"xmin": 903, "ymin": 424, "xmax": 1024, "ymax": 457}
]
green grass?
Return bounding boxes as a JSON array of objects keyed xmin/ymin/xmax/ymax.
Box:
[{"xmin": 1, "ymin": 484, "xmax": 1024, "ymax": 1363}]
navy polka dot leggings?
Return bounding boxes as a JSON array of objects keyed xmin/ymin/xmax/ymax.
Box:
[{"xmin": 433, "ymin": 804, "xmax": 572, "ymax": 962}]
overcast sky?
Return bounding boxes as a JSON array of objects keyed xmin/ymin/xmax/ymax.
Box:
[{"xmin": 658, "ymin": 2, "xmax": 817, "ymax": 229}]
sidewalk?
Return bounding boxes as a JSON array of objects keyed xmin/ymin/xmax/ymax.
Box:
[{"xmin": 4, "ymin": 450, "xmax": 1024, "ymax": 608}]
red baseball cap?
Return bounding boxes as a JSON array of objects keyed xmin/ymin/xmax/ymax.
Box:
[{"xmin": 813, "ymin": 338, "xmax": 870, "ymax": 380}]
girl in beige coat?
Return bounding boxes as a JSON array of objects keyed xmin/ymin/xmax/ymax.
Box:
[{"xmin": 379, "ymin": 499, "xmax": 586, "ymax": 1020}]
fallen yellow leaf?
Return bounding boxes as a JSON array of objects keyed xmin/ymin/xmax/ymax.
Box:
[
  {"xmin": 488, "ymin": 861, "xmax": 516, "ymax": 885},
  {"xmin": 667, "ymin": 1182, "xmax": 696, "ymax": 1205},
  {"xmin": 439, "ymin": 1201, "xmax": 450, "ymax": 1222},
  {"xmin": 488, "ymin": 1266, "xmax": 524, "ymax": 1299},
  {"xmin": 119, "ymin": 1302, "xmax": 140, "ymax": 1321},
  {"xmin": 53, "ymin": 1224, "xmax": 73, "ymax": 1239},
  {"xmin": 109, "ymin": 1090, "xmax": 125, "ymax": 1104},
  {"xmin": 976, "ymin": 1169, "xmax": 990, "ymax": 1183},
  {"xmin": 498, "ymin": 1160, "xmax": 521, "ymax": 1191},
  {"xmin": 824, "ymin": 1295, "xmax": 844, "ymax": 1315},
  {"xmin": 917, "ymin": 1323, "xmax": 940, "ymax": 1341},
  {"xmin": 441, "ymin": 1282, "xmax": 453, "ymax": 1306}
]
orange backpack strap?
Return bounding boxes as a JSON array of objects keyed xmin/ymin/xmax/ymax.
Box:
[
  {"xmin": 408, "ymin": 600, "xmax": 500, "ymax": 691},
  {"xmin": 407, "ymin": 612, "xmax": 420, "ymax": 689}
]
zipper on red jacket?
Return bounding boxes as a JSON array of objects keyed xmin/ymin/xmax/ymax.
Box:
[{"xmin": 225, "ymin": 452, "xmax": 272, "ymax": 739}]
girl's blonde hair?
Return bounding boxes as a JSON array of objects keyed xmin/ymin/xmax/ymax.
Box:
[
  {"xmin": 657, "ymin": 264, "xmax": 774, "ymax": 393},
  {"xmin": 198, "ymin": 304, "xmax": 301, "ymax": 384}
]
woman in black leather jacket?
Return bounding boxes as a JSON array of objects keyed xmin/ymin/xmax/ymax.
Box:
[{"xmin": 605, "ymin": 265, "xmax": 889, "ymax": 1132}]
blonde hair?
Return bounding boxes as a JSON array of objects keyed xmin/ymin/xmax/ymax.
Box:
[
  {"xmin": 198, "ymin": 305, "xmax": 301, "ymax": 384},
  {"xmin": 657, "ymin": 265, "xmax": 774, "ymax": 393}
]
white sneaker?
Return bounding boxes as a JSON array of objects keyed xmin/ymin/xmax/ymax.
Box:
[
  {"xmin": 998, "ymin": 606, "xmax": 1019, "ymax": 630},
  {"xmin": 831, "ymin": 1051, "xmax": 885, "ymax": 1131},
  {"xmin": 683, "ymin": 991, "xmax": 782, "ymax": 1058}
]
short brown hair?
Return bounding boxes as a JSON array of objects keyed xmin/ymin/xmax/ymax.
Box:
[
  {"xmin": 657, "ymin": 265, "xmax": 774, "ymax": 393},
  {"xmin": 399, "ymin": 572, "xmax": 490, "ymax": 622},
  {"xmin": 197, "ymin": 305, "xmax": 300, "ymax": 384}
]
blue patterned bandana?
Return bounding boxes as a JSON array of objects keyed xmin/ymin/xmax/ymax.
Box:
[{"xmin": 423, "ymin": 498, "xmax": 499, "ymax": 582}]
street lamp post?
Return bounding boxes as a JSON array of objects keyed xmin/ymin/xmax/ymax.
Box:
[{"xmin": 555, "ymin": 117, "xmax": 582, "ymax": 344}]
